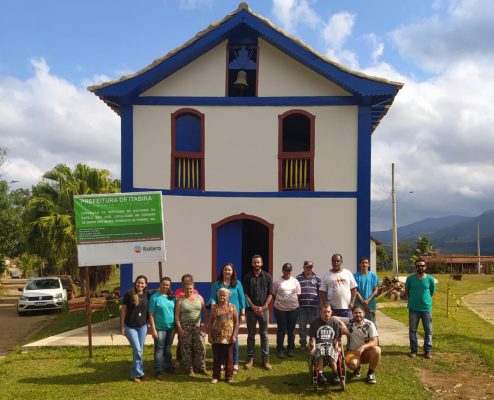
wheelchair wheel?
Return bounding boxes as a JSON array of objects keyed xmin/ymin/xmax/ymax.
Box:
[
  {"xmin": 308, "ymin": 356, "xmax": 318, "ymax": 387},
  {"xmin": 337, "ymin": 351, "xmax": 346, "ymax": 391}
]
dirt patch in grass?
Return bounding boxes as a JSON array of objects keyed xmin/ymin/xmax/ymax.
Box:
[{"xmin": 418, "ymin": 352, "xmax": 494, "ymax": 400}]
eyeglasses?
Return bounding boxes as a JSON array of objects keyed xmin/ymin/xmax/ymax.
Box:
[
  {"xmin": 304, "ymin": 265, "xmax": 313, "ymax": 268},
  {"xmin": 416, "ymin": 264, "xmax": 426, "ymax": 267}
]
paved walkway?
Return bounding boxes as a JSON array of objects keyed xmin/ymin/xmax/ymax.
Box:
[
  {"xmin": 462, "ymin": 286, "xmax": 494, "ymax": 326},
  {"xmin": 21, "ymin": 310, "xmax": 413, "ymax": 351}
]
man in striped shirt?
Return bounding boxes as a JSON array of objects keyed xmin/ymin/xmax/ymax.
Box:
[{"xmin": 296, "ymin": 260, "xmax": 321, "ymax": 350}]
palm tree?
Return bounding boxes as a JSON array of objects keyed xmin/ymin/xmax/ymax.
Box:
[{"xmin": 26, "ymin": 163, "xmax": 120, "ymax": 289}]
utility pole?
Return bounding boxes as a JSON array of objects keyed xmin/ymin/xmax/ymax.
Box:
[
  {"xmin": 477, "ymin": 221, "xmax": 481, "ymax": 274},
  {"xmin": 392, "ymin": 163, "xmax": 399, "ymax": 279}
]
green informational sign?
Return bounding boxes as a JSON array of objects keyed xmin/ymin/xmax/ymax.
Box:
[
  {"xmin": 74, "ymin": 192, "xmax": 165, "ymax": 266},
  {"xmin": 75, "ymin": 193, "xmax": 163, "ymax": 244}
]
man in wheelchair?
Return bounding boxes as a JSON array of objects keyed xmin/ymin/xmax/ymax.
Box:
[{"xmin": 309, "ymin": 303, "xmax": 345, "ymax": 385}]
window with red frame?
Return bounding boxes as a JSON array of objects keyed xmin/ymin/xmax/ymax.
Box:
[
  {"xmin": 278, "ymin": 111, "xmax": 314, "ymax": 191},
  {"xmin": 171, "ymin": 109, "xmax": 205, "ymax": 190}
]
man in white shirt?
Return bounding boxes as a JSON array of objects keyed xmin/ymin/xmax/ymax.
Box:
[
  {"xmin": 318, "ymin": 253, "xmax": 357, "ymax": 318},
  {"xmin": 345, "ymin": 306, "xmax": 381, "ymax": 384}
]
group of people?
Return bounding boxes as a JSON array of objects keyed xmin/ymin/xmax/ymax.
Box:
[{"xmin": 120, "ymin": 253, "xmax": 435, "ymax": 387}]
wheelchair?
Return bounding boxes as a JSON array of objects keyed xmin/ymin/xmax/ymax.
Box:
[{"xmin": 308, "ymin": 341, "xmax": 346, "ymax": 391}]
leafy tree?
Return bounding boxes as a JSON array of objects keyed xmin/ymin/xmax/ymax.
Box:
[
  {"xmin": 411, "ymin": 236, "xmax": 435, "ymax": 264},
  {"xmin": 0, "ymin": 181, "xmax": 28, "ymax": 267},
  {"xmin": 26, "ymin": 163, "xmax": 120, "ymax": 290},
  {"xmin": 397, "ymin": 241, "xmax": 414, "ymax": 273},
  {"xmin": 16, "ymin": 252, "xmax": 43, "ymax": 278},
  {"xmin": 376, "ymin": 244, "xmax": 390, "ymax": 271}
]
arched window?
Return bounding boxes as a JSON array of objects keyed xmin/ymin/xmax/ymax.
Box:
[
  {"xmin": 278, "ymin": 110, "xmax": 314, "ymax": 191},
  {"xmin": 171, "ymin": 108, "xmax": 205, "ymax": 190}
]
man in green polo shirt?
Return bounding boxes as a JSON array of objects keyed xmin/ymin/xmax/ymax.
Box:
[{"xmin": 405, "ymin": 259, "xmax": 435, "ymax": 359}]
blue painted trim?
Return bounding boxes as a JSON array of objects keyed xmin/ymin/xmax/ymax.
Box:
[
  {"xmin": 94, "ymin": 10, "xmax": 400, "ymax": 100},
  {"xmin": 120, "ymin": 264, "xmax": 133, "ymax": 300},
  {"xmin": 134, "ymin": 96, "xmax": 358, "ymax": 106},
  {"xmin": 126, "ymin": 189, "xmax": 357, "ymax": 198},
  {"xmin": 357, "ymin": 105, "xmax": 372, "ymax": 262},
  {"xmin": 121, "ymin": 106, "xmax": 133, "ymax": 192}
]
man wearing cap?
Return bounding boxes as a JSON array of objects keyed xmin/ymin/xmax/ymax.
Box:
[
  {"xmin": 319, "ymin": 253, "xmax": 358, "ymax": 318},
  {"xmin": 405, "ymin": 258, "xmax": 435, "ymax": 359},
  {"xmin": 296, "ymin": 260, "xmax": 321, "ymax": 350}
]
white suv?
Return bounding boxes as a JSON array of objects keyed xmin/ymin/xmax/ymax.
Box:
[{"xmin": 18, "ymin": 277, "xmax": 67, "ymax": 315}]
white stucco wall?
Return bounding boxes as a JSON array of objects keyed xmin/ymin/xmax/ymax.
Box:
[
  {"xmin": 133, "ymin": 106, "xmax": 171, "ymax": 189},
  {"xmin": 258, "ymin": 39, "xmax": 351, "ymax": 97},
  {"xmin": 132, "ymin": 105, "xmax": 358, "ymax": 192},
  {"xmin": 140, "ymin": 39, "xmax": 350, "ymax": 98},
  {"xmin": 132, "ymin": 196, "xmax": 357, "ymax": 283},
  {"xmin": 313, "ymin": 106, "xmax": 358, "ymax": 191},
  {"xmin": 140, "ymin": 42, "xmax": 227, "ymax": 97}
]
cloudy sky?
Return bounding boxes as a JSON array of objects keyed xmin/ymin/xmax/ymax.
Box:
[{"xmin": 1, "ymin": 0, "xmax": 493, "ymax": 230}]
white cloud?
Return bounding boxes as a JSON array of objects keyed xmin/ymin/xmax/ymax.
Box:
[
  {"xmin": 364, "ymin": 33, "xmax": 384, "ymax": 64},
  {"xmin": 322, "ymin": 12, "xmax": 355, "ymax": 50},
  {"xmin": 271, "ymin": 0, "xmax": 320, "ymax": 32},
  {"xmin": 368, "ymin": 58, "xmax": 494, "ymax": 229},
  {"xmin": 391, "ymin": 0, "xmax": 494, "ymax": 73},
  {"xmin": 0, "ymin": 58, "xmax": 120, "ymax": 188}
]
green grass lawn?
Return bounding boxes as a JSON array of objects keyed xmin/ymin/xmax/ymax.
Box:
[
  {"xmin": 0, "ymin": 345, "xmax": 430, "ymax": 400},
  {"xmin": 1, "ymin": 273, "xmax": 492, "ymax": 400}
]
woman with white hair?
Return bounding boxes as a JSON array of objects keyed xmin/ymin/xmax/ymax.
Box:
[{"xmin": 208, "ymin": 287, "xmax": 239, "ymax": 384}]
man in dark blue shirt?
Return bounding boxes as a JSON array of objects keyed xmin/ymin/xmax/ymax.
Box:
[
  {"xmin": 243, "ymin": 254, "xmax": 273, "ymax": 370},
  {"xmin": 296, "ymin": 260, "xmax": 321, "ymax": 350}
]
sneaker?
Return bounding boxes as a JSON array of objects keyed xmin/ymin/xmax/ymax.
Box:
[
  {"xmin": 409, "ymin": 352, "xmax": 417, "ymax": 358},
  {"xmin": 317, "ymin": 372, "xmax": 327, "ymax": 385},
  {"xmin": 287, "ymin": 349, "xmax": 295, "ymax": 358},
  {"xmin": 138, "ymin": 375, "xmax": 150, "ymax": 381},
  {"xmin": 210, "ymin": 378, "xmax": 218, "ymax": 384},
  {"xmin": 155, "ymin": 373, "xmax": 165, "ymax": 381},
  {"xmin": 352, "ymin": 367, "xmax": 361, "ymax": 377},
  {"xmin": 245, "ymin": 358, "xmax": 254, "ymax": 370},
  {"xmin": 277, "ymin": 350, "xmax": 286, "ymax": 359},
  {"xmin": 132, "ymin": 377, "xmax": 141, "ymax": 383},
  {"xmin": 197, "ymin": 368, "xmax": 209, "ymax": 376},
  {"xmin": 187, "ymin": 368, "xmax": 195, "ymax": 378},
  {"xmin": 366, "ymin": 373, "xmax": 377, "ymax": 384},
  {"xmin": 333, "ymin": 374, "xmax": 341, "ymax": 384},
  {"xmin": 425, "ymin": 353, "xmax": 432, "ymax": 359},
  {"xmin": 226, "ymin": 378, "xmax": 235, "ymax": 384},
  {"xmin": 262, "ymin": 359, "xmax": 272, "ymax": 370}
]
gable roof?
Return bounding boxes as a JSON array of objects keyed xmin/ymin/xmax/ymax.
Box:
[{"xmin": 89, "ymin": 2, "xmax": 403, "ymax": 131}]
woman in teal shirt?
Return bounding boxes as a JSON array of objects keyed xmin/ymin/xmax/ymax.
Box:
[
  {"xmin": 209, "ymin": 263, "xmax": 246, "ymax": 372},
  {"xmin": 149, "ymin": 277, "xmax": 176, "ymax": 379}
]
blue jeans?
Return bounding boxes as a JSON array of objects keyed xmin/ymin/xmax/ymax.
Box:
[
  {"xmin": 298, "ymin": 307, "xmax": 318, "ymax": 347},
  {"xmin": 274, "ymin": 307, "xmax": 299, "ymax": 352},
  {"xmin": 332, "ymin": 308, "xmax": 352, "ymax": 318},
  {"xmin": 125, "ymin": 324, "xmax": 148, "ymax": 379},
  {"xmin": 154, "ymin": 328, "xmax": 175, "ymax": 373},
  {"xmin": 246, "ymin": 308, "xmax": 270, "ymax": 360},
  {"xmin": 409, "ymin": 310, "xmax": 432, "ymax": 354}
]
